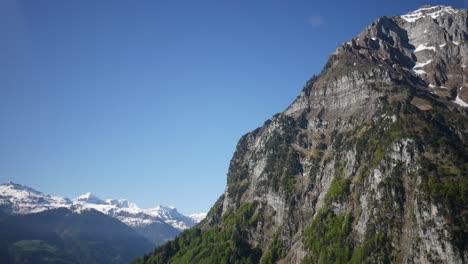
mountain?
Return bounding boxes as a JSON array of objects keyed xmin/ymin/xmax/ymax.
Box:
[
  {"xmin": 0, "ymin": 207, "xmax": 154, "ymax": 264},
  {"xmin": 71, "ymin": 195, "xmax": 191, "ymax": 245},
  {"xmin": 189, "ymin": 213, "xmax": 208, "ymax": 223},
  {"xmin": 136, "ymin": 6, "xmax": 468, "ymax": 264},
  {"xmin": 0, "ymin": 182, "xmax": 72, "ymax": 215},
  {"xmin": 0, "ymin": 182, "xmax": 205, "ymax": 245}
]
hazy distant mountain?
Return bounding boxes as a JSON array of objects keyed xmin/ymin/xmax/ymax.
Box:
[
  {"xmin": 0, "ymin": 182, "xmax": 206, "ymax": 245},
  {"xmin": 188, "ymin": 213, "xmax": 208, "ymax": 223}
]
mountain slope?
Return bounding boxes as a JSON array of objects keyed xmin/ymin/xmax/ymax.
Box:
[
  {"xmin": 137, "ymin": 6, "xmax": 467, "ymax": 264},
  {"xmin": 0, "ymin": 208, "xmax": 154, "ymax": 264}
]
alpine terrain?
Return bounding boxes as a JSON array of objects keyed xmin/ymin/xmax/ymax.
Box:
[
  {"xmin": 0, "ymin": 182, "xmax": 205, "ymax": 263},
  {"xmin": 136, "ymin": 6, "xmax": 468, "ymax": 264}
]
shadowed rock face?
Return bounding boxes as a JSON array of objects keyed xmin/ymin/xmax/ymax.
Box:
[{"xmin": 138, "ymin": 6, "xmax": 467, "ymax": 264}]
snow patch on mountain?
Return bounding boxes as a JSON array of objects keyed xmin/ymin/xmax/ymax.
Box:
[
  {"xmin": 413, "ymin": 69, "xmax": 426, "ymax": 75},
  {"xmin": 414, "ymin": 44, "xmax": 436, "ymax": 53},
  {"xmin": 454, "ymin": 94, "xmax": 468, "ymax": 107},
  {"xmin": 413, "ymin": 59, "xmax": 433, "ymax": 68},
  {"xmin": 401, "ymin": 5, "xmax": 459, "ymax": 23}
]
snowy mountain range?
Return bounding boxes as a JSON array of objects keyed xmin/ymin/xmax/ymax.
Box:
[{"xmin": 0, "ymin": 182, "xmax": 206, "ymax": 245}]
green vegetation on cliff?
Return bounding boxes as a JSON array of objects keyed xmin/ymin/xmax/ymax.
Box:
[
  {"xmin": 135, "ymin": 203, "xmax": 262, "ymax": 264},
  {"xmin": 302, "ymin": 208, "xmax": 352, "ymax": 264}
]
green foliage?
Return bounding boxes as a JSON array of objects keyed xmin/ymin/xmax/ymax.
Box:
[
  {"xmin": 344, "ymin": 103, "xmax": 405, "ymax": 167},
  {"xmin": 10, "ymin": 240, "xmax": 74, "ymax": 264},
  {"xmin": 325, "ymin": 178, "xmax": 351, "ymax": 203},
  {"xmin": 372, "ymin": 147, "xmax": 385, "ymax": 165},
  {"xmin": 263, "ymin": 115, "xmax": 300, "ymax": 176},
  {"xmin": 260, "ymin": 232, "xmax": 285, "ymax": 264},
  {"xmin": 138, "ymin": 203, "xmax": 262, "ymax": 264},
  {"xmin": 264, "ymin": 115, "xmax": 298, "ymax": 152},
  {"xmin": 302, "ymin": 208, "xmax": 352, "ymax": 264},
  {"xmin": 352, "ymin": 165, "xmax": 368, "ymax": 184},
  {"xmin": 405, "ymin": 104, "xmax": 468, "ymax": 253},
  {"xmin": 297, "ymin": 112, "xmax": 309, "ymax": 129},
  {"xmin": 349, "ymin": 232, "xmax": 392, "ymax": 264},
  {"xmin": 426, "ymin": 176, "xmax": 468, "ymax": 207},
  {"xmin": 14, "ymin": 240, "xmax": 58, "ymax": 253},
  {"xmin": 349, "ymin": 247, "xmax": 364, "ymax": 264},
  {"xmin": 302, "ymin": 206, "xmax": 395, "ymax": 264},
  {"xmin": 367, "ymin": 121, "xmax": 402, "ymax": 165},
  {"xmin": 280, "ymin": 150, "xmax": 302, "ymax": 197},
  {"xmin": 226, "ymin": 182, "xmax": 249, "ymax": 206},
  {"xmin": 262, "ymin": 121, "xmax": 302, "ymax": 200},
  {"xmin": 222, "ymin": 203, "xmax": 257, "ymax": 228}
]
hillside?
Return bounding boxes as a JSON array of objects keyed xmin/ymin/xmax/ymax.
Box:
[{"xmin": 0, "ymin": 208, "xmax": 153, "ymax": 264}]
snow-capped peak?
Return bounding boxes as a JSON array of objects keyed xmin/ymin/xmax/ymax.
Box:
[
  {"xmin": 189, "ymin": 213, "xmax": 207, "ymax": 223},
  {"xmin": 0, "ymin": 182, "xmax": 72, "ymax": 214},
  {"xmin": 0, "ymin": 182, "xmax": 43, "ymax": 197},
  {"xmin": 143, "ymin": 205, "xmax": 196, "ymax": 230},
  {"xmin": 400, "ymin": 5, "xmax": 459, "ymax": 23},
  {"xmin": 74, "ymin": 192, "xmax": 106, "ymax": 205}
]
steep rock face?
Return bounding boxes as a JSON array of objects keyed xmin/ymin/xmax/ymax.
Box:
[{"xmin": 140, "ymin": 6, "xmax": 467, "ymax": 264}]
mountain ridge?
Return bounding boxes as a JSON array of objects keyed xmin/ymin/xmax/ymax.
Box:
[
  {"xmin": 0, "ymin": 207, "xmax": 154, "ymax": 264},
  {"xmin": 137, "ymin": 5, "xmax": 467, "ymax": 264},
  {"xmin": 0, "ymin": 182, "xmax": 206, "ymax": 245}
]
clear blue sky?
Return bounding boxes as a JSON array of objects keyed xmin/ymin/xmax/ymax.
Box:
[{"xmin": 1, "ymin": 0, "xmax": 465, "ymax": 214}]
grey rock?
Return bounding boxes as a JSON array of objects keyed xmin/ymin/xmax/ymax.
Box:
[{"xmin": 204, "ymin": 5, "xmax": 468, "ymax": 263}]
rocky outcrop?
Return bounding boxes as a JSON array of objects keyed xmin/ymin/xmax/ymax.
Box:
[{"xmin": 138, "ymin": 6, "xmax": 468, "ymax": 264}]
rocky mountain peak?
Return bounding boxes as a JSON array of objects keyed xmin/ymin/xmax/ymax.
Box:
[
  {"xmin": 397, "ymin": 6, "xmax": 467, "ymax": 103},
  {"xmin": 286, "ymin": 5, "xmax": 467, "ymax": 120},
  {"xmin": 139, "ymin": 6, "xmax": 468, "ymax": 264}
]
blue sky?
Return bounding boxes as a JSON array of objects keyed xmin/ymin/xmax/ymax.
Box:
[{"xmin": 1, "ymin": 0, "xmax": 465, "ymax": 214}]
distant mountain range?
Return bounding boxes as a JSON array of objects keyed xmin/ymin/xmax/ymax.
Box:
[
  {"xmin": 0, "ymin": 182, "xmax": 206, "ymax": 245},
  {"xmin": 0, "ymin": 182, "xmax": 207, "ymax": 263}
]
